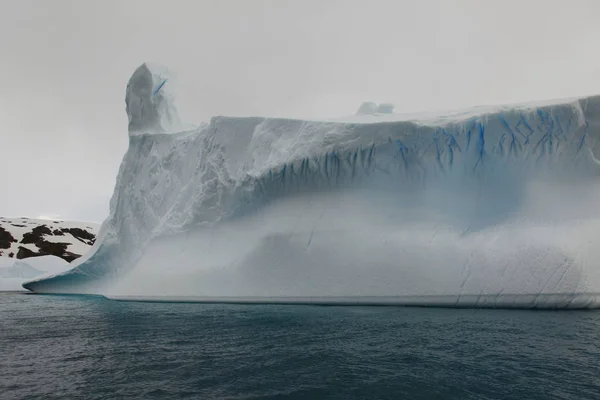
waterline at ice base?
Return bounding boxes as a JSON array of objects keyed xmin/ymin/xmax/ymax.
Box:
[{"xmin": 23, "ymin": 63, "xmax": 600, "ymax": 308}]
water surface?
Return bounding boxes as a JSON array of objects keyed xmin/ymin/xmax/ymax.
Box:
[{"xmin": 1, "ymin": 293, "xmax": 599, "ymax": 399}]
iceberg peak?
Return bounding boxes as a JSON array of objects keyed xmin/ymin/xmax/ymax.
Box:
[{"xmin": 125, "ymin": 63, "xmax": 183, "ymax": 136}]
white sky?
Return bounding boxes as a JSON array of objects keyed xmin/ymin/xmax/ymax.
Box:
[{"xmin": 1, "ymin": 0, "xmax": 600, "ymax": 223}]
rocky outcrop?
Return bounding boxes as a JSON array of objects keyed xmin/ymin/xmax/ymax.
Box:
[
  {"xmin": 0, "ymin": 226, "xmax": 17, "ymax": 250},
  {"xmin": 0, "ymin": 217, "xmax": 99, "ymax": 263}
]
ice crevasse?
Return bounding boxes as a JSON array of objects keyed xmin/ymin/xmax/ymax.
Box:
[{"xmin": 23, "ymin": 63, "xmax": 600, "ymax": 308}]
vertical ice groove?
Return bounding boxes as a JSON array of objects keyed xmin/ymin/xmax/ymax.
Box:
[
  {"xmin": 533, "ymin": 109, "xmax": 558, "ymax": 158},
  {"xmin": 495, "ymin": 133, "xmax": 506, "ymax": 157},
  {"xmin": 465, "ymin": 128, "xmax": 472, "ymax": 152},
  {"xmin": 566, "ymin": 114, "xmax": 574, "ymax": 133},
  {"xmin": 447, "ymin": 139, "xmax": 455, "ymax": 168},
  {"xmin": 434, "ymin": 132, "xmax": 445, "ymax": 173},
  {"xmin": 473, "ymin": 123, "xmax": 485, "ymax": 171},
  {"xmin": 332, "ymin": 151, "xmax": 341, "ymax": 183},
  {"xmin": 577, "ymin": 120, "xmax": 589, "ymax": 153},
  {"xmin": 367, "ymin": 144, "xmax": 375, "ymax": 170},
  {"xmin": 516, "ymin": 114, "xmax": 535, "ymax": 144},
  {"xmin": 501, "ymin": 115, "xmax": 523, "ymax": 158},
  {"xmin": 555, "ymin": 115, "xmax": 564, "ymax": 135}
]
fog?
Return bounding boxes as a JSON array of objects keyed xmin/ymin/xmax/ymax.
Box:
[{"xmin": 2, "ymin": 0, "xmax": 600, "ymax": 222}]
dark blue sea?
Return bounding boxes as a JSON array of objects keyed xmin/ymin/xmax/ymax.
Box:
[{"xmin": 1, "ymin": 293, "xmax": 599, "ymax": 399}]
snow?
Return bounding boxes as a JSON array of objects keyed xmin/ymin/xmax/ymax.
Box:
[
  {"xmin": 0, "ymin": 217, "xmax": 99, "ymax": 259},
  {"xmin": 22, "ymin": 64, "xmax": 600, "ymax": 308}
]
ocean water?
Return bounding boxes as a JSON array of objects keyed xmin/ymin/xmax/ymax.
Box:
[{"xmin": 1, "ymin": 293, "xmax": 599, "ymax": 400}]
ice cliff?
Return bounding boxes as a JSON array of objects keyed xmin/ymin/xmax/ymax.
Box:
[{"xmin": 23, "ymin": 63, "xmax": 600, "ymax": 308}]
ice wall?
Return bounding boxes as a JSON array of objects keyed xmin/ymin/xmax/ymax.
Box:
[
  {"xmin": 1, "ymin": 255, "xmax": 69, "ymax": 291},
  {"xmin": 23, "ymin": 63, "xmax": 600, "ymax": 308}
]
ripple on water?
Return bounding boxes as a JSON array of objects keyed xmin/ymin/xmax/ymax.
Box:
[{"xmin": 1, "ymin": 294, "xmax": 600, "ymax": 399}]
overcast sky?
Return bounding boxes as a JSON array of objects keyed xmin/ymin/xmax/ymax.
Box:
[{"xmin": 1, "ymin": 0, "xmax": 600, "ymax": 223}]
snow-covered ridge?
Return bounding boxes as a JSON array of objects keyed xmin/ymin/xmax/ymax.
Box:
[
  {"xmin": 0, "ymin": 217, "xmax": 99, "ymax": 262},
  {"xmin": 23, "ymin": 63, "xmax": 600, "ymax": 308}
]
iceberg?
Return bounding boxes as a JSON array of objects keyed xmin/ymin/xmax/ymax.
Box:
[
  {"xmin": 1, "ymin": 255, "xmax": 70, "ymax": 291},
  {"xmin": 23, "ymin": 63, "xmax": 600, "ymax": 308}
]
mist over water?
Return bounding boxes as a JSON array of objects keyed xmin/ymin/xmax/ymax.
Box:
[{"xmin": 107, "ymin": 161, "xmax": 600, "ymax": 303}]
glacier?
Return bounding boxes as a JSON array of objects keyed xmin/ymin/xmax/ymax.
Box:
[{"xmin": 22, "ymin": 63, "xmax": 600, "ymax": 308}]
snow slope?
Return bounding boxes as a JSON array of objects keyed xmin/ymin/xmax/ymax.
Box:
[
  {"xmin": 23, "ymin": 63, "xmax": 600, "ymax": 308},
  {"xmin": 0, "ymin": 217, "xmax": 99, "ymax": 262}
]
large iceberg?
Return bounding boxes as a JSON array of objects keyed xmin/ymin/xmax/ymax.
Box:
[{"xmin": 23, "ymin": 63, "xmax": 600, "ymax": 308}]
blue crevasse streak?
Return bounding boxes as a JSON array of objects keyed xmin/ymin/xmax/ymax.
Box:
[{"xmin": 153, "ymin": 79, "xmax": 167, "ymax": 96}]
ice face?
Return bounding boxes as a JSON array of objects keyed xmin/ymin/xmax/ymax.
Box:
[
  {"xmin": 22, "ymin": 64, "xmax": 600, "ymax": 308},
  {"xmin": 125, "ymin": 63, "xmax": 183, "ymax": 135},
  {"xmin": 1, "ymin": 255, "xmax": 69, "ymax": 291}
]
